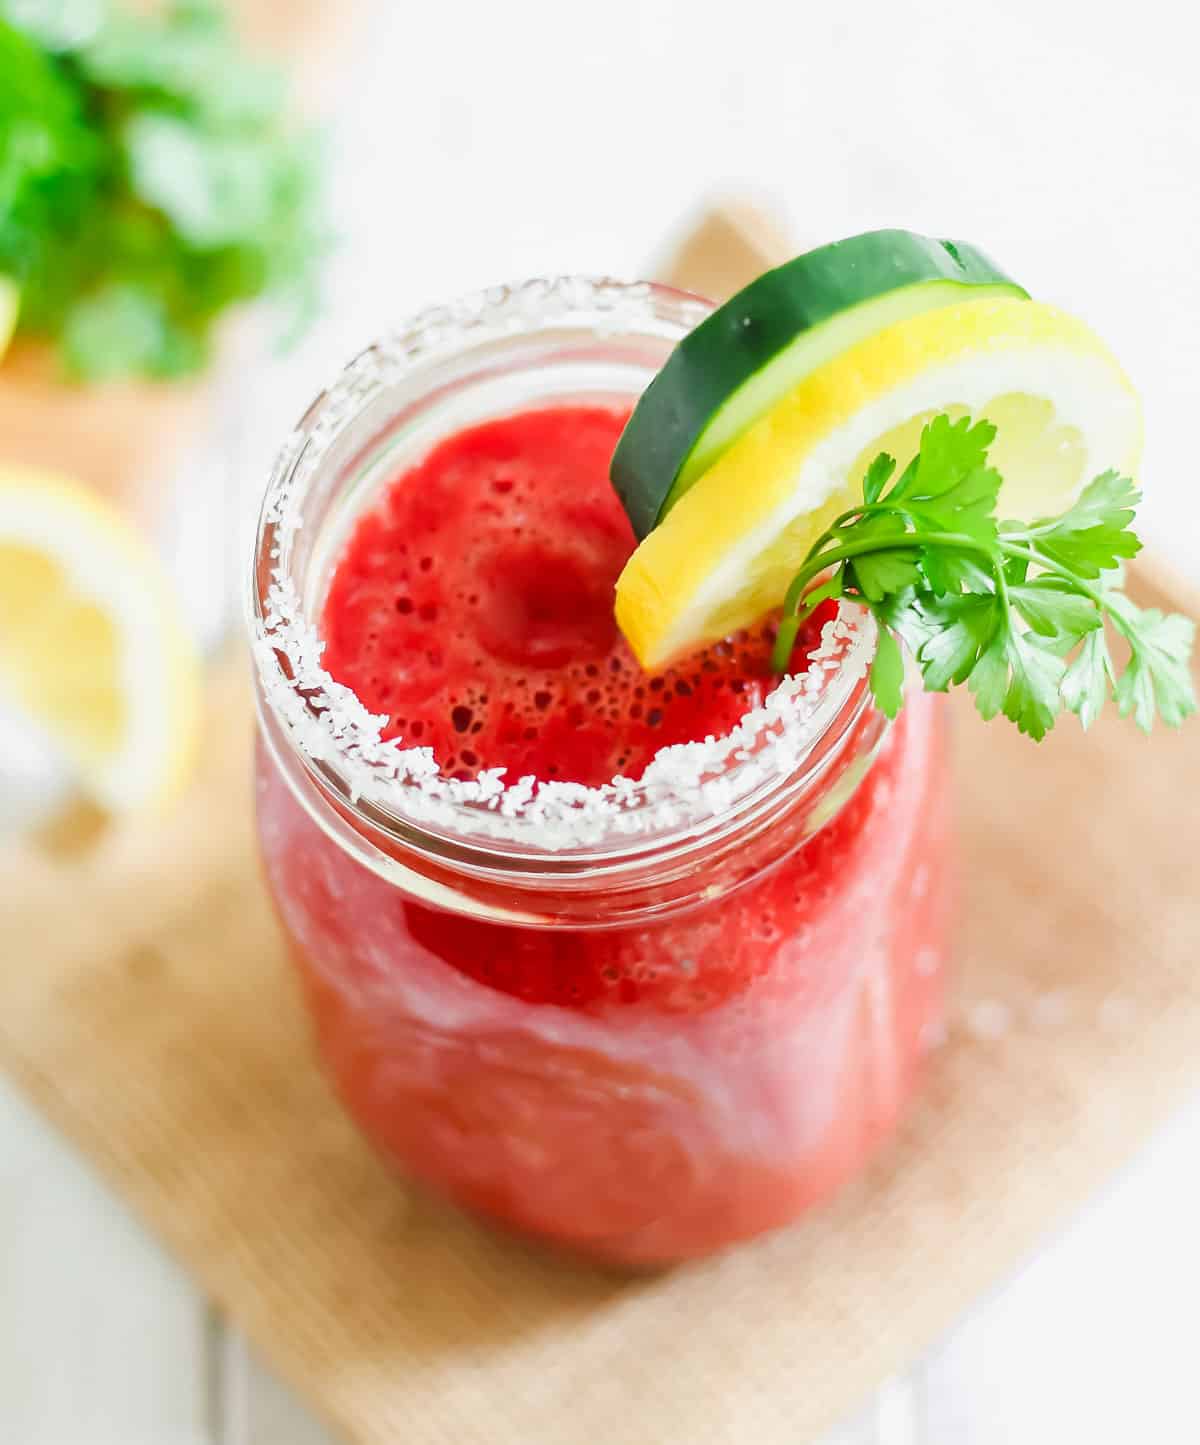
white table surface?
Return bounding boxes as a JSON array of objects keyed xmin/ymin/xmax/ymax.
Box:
[{"xmin": 3, "ymin": 2, "xmax": 1199, "ymax": 1440}]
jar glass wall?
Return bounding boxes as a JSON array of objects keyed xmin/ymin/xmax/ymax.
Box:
[{"xmin": 250, "ymin": 278, "xmax": 953, "ymax": 1265}]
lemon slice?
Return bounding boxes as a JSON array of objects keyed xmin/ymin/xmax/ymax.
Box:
[
  {"xmin": 0, "ymin": 469, "xmax": 200, "ymax": 812},
  {"xmin": 616, "ymin": 297, "xmax": 1142, "ymax": 670},
  {"xmin": 0, "ymin": 277, "xmax": 18, "ymax": 360}
]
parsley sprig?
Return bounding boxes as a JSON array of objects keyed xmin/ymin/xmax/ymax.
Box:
[
  {"xmin": 771, "ymin": 414, "xmax": 1197, "ymax": 738},
  {"xmin": 0, "ymin": 0, "xmax": 326, "ymax": 379}
]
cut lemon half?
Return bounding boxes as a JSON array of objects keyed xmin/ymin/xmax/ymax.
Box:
[
  {"xmin": 0, "ymin": 468, "xmax": 200, "ymax": 813},
  {"xmin": 615, "ymin": 297, "xmax": 1142, "ymax": 670},
  {"xmin": 0, "ymin": 277, "xmax": 18, "ymax": 360}
]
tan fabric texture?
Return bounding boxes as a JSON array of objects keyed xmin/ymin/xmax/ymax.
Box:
[{"xmin": 2, "ymin": 209, "xmax": 1199, "ymax": 1443}]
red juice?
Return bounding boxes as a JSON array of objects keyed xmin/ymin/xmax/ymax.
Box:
[{"xmin": 256, "ymin": 398, "xmax": 951, "ymax": 1264}]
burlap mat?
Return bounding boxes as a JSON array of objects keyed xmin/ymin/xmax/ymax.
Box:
[
  {"xmin": 3, "ymin": 208, "xmax": 1200, "ymax": 1442},
  {"xmin": 3, "ymin": 618, "xmax": 1198, "ymax": 1444}
]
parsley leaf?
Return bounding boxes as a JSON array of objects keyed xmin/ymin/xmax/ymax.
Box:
[
  {"xmin": 868, "ymin": 625, "xmax": 905, "ymax": 718},
  {"xmin": 0, "ymin": 0, "xmax": 326, "ymax": 379},
  {"xmin": 967, "ymin": 631, "xmax": 1009, "ymax": 721},
  {"xmin": 1001, "ymin": 628, "xmax": 1067, "ymax": 740},
  {"xmin": 1008, "ymin": 577, "xmax": 1102, "ymax": 644},
  {"xmin": 862, "ymin": 451, "xmax": 896, "ymax": 505},
  {"xmin": 771, "ymin": 413, "xmax": 1197, "ymax": 738},
  {"xmin": 914, "ymin": 592, "xmax": 998, "ymax": 692},
  {"xmin": 1107, "ymin": 595, "xmax": 1197, "ymax": 730},
  {"xmin": 1060, "ymin": 628, "xmax": 1114, "ymax": 731},
  {"xmin": 847, "ymin": 543, "xmax": 923, "ymax": 603},
  {"xmin": 885, "ymin": 413, "xmax": 1003, "ymax": 545},
  {"xmin": 1006, "ymin": 470, "xmax": 1143, "ymax": 578}
]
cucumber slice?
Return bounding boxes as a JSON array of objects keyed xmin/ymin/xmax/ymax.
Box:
[{"xmin": 612, "ymin": 229, "xmax": 1027, "ymax": 537}]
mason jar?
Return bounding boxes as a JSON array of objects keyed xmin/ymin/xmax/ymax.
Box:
[{"xmin": 249, "ymin": 277, "xmax": 951, "ymax": 1266}]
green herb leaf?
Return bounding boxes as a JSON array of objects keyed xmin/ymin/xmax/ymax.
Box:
[
  {"xmin": 872, "ymin": 587, "xmax": 941, "ymax": 659},
  {"xmin": 915, "ymin": 592, "xmax": 997, "ymax": 692},
  {"xmin": 862, "ymin": 451, "xmax": 896, "ymax": 505},
  {"xmin": 0, "ymin": 0, "xmax": 326, "ymax": 379},
  {"xmin": 920, "ymin": 547, "xmax": 994, "ymax": 596},
  {"xmin": 967, "ymin": 631, "xmax": 1009, "ymax": 722},
  {"xmin": 1060, "ymin": 628, "xmax": 1114, "ymax": 730},
  {"xmin": 1006, "ymin": 469, "xmax": 1143, "ymax": 578},
  {"xmin": 771, "ymin": 412, "xmax": 1196, "ymax": 739},
  {"xmin": 0, "ymin": 16, "xmax": 101, "ymax": 317},
  {"xmin": 1009, "ymin": 578, "xmax": 1102, "ymax": 643},
  {"xmin": 1107, "ymin": 596, "xmax": 1197, "ymax": 730},
  {"xmin": 60, "ymin": 280, "xmax": 200, "ymax": 377},
  {"xmin": 868, "ymin": 625, "xmax": 905, "ymax": 718},
  {"xmin": 847, "ymin": 545, "xmax": 923, "ymax": 603},
  {"xmin": 1002, "ymin": 628, "xmax": 1067, "ymax": 740},
  {"xmin": 885, "ymin": 413, "xmax": 1003, "ymax": 545}
]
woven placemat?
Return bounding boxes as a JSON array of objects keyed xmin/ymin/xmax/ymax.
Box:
[{"xmin": 2, "ymin": 212, "xmax": 1198, "ymax": 1444}]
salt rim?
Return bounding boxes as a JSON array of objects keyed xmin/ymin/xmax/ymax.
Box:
[{"xmin": 250, "ymin": 276, "xmax": 877, "ymax": 854}]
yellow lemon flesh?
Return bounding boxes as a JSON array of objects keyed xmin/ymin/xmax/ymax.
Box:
[
  {"xmin": 0, "ymin": 278, "xmax": 18, "ymax": 360},
  {"xmin": 0, "ymin": 469, "xmax": 200, "ymax": 813}
]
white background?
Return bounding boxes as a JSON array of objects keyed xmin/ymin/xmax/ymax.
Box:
[{"xmin": 3, "ymin": 1, "xmax": 1199, "ymax": 1440}]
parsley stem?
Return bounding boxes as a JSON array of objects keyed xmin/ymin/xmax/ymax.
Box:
[
  {"xmin": 998, "ymin": 539, "xmax": 1149, "ymax": 651},
  {"xmin": 813, "ymin": 501, "xmax": 917, "ymax": 550},
  {"xmin": 997, "ymin": 541, "xmax": 1108, "ymax": 608},
  {"xmin": 772, "ymin": 575, "xmax": 843, "ymax": 667}
]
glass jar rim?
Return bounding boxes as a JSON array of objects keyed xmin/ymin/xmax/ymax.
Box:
[{"xmin": 248, "ymin": 275, "xmax": 877, "ymax": 871}]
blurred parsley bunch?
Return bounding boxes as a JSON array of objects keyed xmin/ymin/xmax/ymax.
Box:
[{"xmin": 0, "ymin": 0, "xmax": 326, "ymax": 380}]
